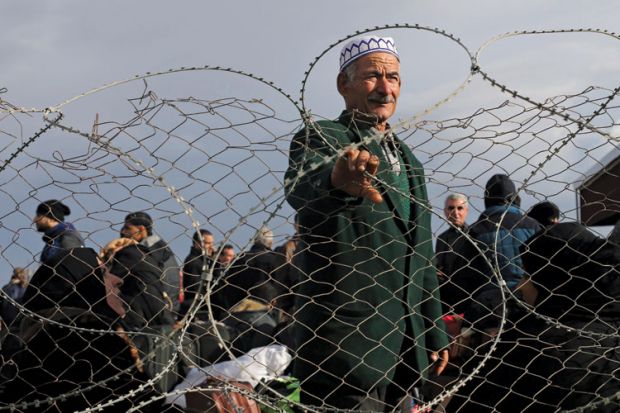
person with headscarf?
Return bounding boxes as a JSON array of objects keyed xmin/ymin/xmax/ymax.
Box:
[{"xmin": 33, "ymin": 199, "xmax": 84, "ymax": 263}]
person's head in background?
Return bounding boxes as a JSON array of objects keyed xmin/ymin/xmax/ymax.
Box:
[
  {"xmin": 33, "ymin": 200, "xmax": 71, "ymax": 232},
  {"xmin": 121, "ymin": 211, "xmax": 153, "ymax": 242},
  {"xmin": 527, "ymin": 201, "xmax": 560, "ymax": 227},
  {"xmin": 444, "ymin": 193, "xmax": 469, "ymax": 228},
  {"xmin": 193, "ymin": 229, "xmax": 215, "ymax": 257}
]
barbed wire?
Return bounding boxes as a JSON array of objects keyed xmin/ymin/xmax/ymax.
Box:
[{"xmin": 0, "ymin": 24, "xmax": 619, "ymax": 413}]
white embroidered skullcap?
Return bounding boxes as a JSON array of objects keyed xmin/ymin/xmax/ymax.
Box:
[{"xmin": 339, "ymin": 35, "xmax": 400, "ymax": 71}]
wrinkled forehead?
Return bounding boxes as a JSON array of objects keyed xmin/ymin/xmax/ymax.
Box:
[
  {"xmin": 355, "ymin": 52, "xmax": 400, "ymax": 71},
  {"xmin": 445, "ymin": 198, "xmax": 468, "ymax": 209}
]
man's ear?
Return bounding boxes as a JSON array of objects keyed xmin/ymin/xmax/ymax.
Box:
[{"xmin": 336, "ymin": 72, "xmax": 348, "ymax": 96}]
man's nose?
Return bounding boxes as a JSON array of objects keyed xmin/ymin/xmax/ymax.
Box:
[{"xmin": 375, "ymin": 76, "xmax": 390, "ymax": 93}]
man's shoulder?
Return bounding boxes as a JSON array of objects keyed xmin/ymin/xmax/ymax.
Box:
[
  {"xmin": 470, "ymin": 206, "xmax": 540, "ymax": 235},
  {"xmin": 437, "ymin": 228, "xmax": 453, "ymax": 241},
  {"xmin": 295, "ymin": 118, "xmax": 351, "ymax": 140},
  {"xmin": 437, "ymin": 225, "xmax": 468, "ymax": 244}
]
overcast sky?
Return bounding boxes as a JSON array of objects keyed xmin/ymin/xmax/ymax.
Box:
[{"xmin": 1, "ymin": 0, "xmax": 619, "ymax": 283}]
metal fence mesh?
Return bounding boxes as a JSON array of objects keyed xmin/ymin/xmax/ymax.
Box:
[{"xmin": 0, "ymin": 25, "xmax": 619, "ymax": 412}]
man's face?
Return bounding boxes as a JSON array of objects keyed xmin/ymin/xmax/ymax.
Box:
[
  {"xmin": 444, "ymin": 198, "xmax": 468, "ymax": 228},
  {"xmin": 33, "ymin": 214, "xmax": 54, "ymax": 232},
  {"xmin": 218, "ymin": 247, "xmax": 235, "ymax": 266},
  {"xmin": 121, "ymin": 223, "xmax": 146, "ymax": 242},
  {"xmin": 338, "ymin": 52, "xmax": 401, "ymax": 130},
  {"xmin": 202, "ymin": 235, "xmax": 214, "ymax": 256}
]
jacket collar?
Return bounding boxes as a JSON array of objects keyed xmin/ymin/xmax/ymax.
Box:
[
  {"xmin": 43, "ymin": 221, "xmax": 75, "ymax": 240},
  {"xmin": 140, "ymin": 234, "xmax": 162, "ymax": 248}
]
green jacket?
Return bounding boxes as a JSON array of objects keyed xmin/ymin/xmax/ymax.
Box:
[{"xmin": 285, "ymin": 111, "xmax": 449, "ymax": 392}]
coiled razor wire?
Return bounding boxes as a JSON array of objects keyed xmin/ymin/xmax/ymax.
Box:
[{"xmin": 0, "ymin": 24, "xmax": 618, "ymax": 412}]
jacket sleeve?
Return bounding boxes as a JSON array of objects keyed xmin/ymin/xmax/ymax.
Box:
[
  {"xmin": 405, "ymin": 149, "xmax": 449, "ymax": 351},
  {"xmin": 421, "ymin": 263, "xmax": 450, "ymax": 351},
  {"xmin": 284, "ymin": 122, "xmax": 362, "ymax": 213}
]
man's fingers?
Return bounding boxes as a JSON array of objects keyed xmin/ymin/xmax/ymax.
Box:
[
  {"xmin": 345, "ymin": 148, "xmax": 359, "ymax": 171},
  {"xmin": 361, "ymin": 186, "xmax": 383, "ymax": 204},
  {"xmin": 355, "ymin": 150, "xmax": 371, "ymax": 172},
  {"xmin": 332, "ymin": 147, "xmax": 383, "ymax": 203},
  {"xmin": 434, "ymin": 349, "xmax": 450, "ymax": 376},
  {"xmin": 366, "ymin": 154, "xmax": 379, "ymax": 176}
]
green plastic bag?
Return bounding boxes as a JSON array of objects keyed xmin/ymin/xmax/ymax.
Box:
[{"xmin": 258, "ymin": 376, "xmax": 300, "ymax": 413}]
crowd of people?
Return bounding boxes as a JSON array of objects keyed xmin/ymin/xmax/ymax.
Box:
[
  {"xmin": 0, "ymin": 200, "xmax": 300, "ymax": 411},
  {"xmin": 0, "ymin": 34, "xmax": 619, "ymax": 412}
]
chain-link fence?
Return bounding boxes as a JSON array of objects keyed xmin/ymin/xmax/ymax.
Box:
[{"xmin": 0, "ymin": 25, "xmax": 619, "ymax": 412}]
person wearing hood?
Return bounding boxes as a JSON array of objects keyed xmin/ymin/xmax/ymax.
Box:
[
  {"xmin": 468, "ymin": 174, "xmax": 542, "ymax": 290},
  {"xmin": 452, "ymin": 175, "xmax": 541, "ymax": 354},
  {"xmin": 33, "ymin": 199, "xmax": 84, "ymax": 264}
]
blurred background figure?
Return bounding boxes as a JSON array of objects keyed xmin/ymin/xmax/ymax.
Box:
[
  {"xmin": 1, "ymin": 267, "xmax": 29, "ymax": 331},
  {"xmin": 33, "ymin": 200, "xmax": 84, "ymax": 264},
  {"xmin": 217, "ymin": 244, "xmax": 235, "ymax": 267},
  {"xmin": 180, "ymin": 229, "xmax": 219, "ymax": 320},
  {"xmin": 526, "ymin": 200, "xmax": 560, "ymax": 227},
  {"xmin": 121, "ymin": 211, "xmax": 180, "ymax": 314},
  {"xmin": 435, "ymin": 193, "xmax": 470, "ymax": 313},
  {"xmin": 222, "ymin": 225, "xmax": 279, "ymax": 354}
]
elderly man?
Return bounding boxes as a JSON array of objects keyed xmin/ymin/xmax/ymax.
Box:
[
  {"xmin": 435, "ymin": 193, "xmax": 472, "ymax": 314},
  {"xmin": 285, "ymin": 36, "xmax": 449, "ymax": 411},
  {"xmin": 436, "ymin": 193, "xmax": 469, "ymax": 280}
]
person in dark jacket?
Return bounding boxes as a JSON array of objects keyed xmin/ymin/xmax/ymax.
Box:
[
  {"xmin": 21, "ymin": 248, "xmax": 114, "ymax": 318},
  {"xmin": 33, "ymin": 200, "xmax": 84, "ymax": 264},
  {"xmin": 0, "ymin": 267, "xmax": 29, "ymax": 330},
  {"xmin": 435, "ymin": 193, "xmax": 471, "ymax": 314},
  {"xmin": 121, "ymin": 211, "xmax": 180, "ymax": 314},
  {"xmin": 438, "ymin": 175, "xmax": 543, "ymax": 390},
  {"xmin": 221, "ymin": 226, "xmax": 279, "ymax": 354},
  {"xmin": 5, "ymin": 247, "xmax": 166, "ymax": 412},
  {"xmin": 455, "ymin": 175, "xmax": 541, "ymax": 330},
  {"xmin": 469, "ymin": 174, "xmax": 542, "ymax": 290},
  {"xmin": 518, "ymin": 223, "xmax": 620, "ymax": 411},
  {"xmin": 180, "ymin": 229, "xmax": 227, "ymax": 320},
  {"xmin": 447, "ymin": 223, "xmax": 620, "ymax": 412},
  {"xmin": 105, "ymin": 242, "xmax": 175, "ymax": 329},
  {"xmin": 224, "ymin": 226, "xmax": 279, "ymax": 309}
]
